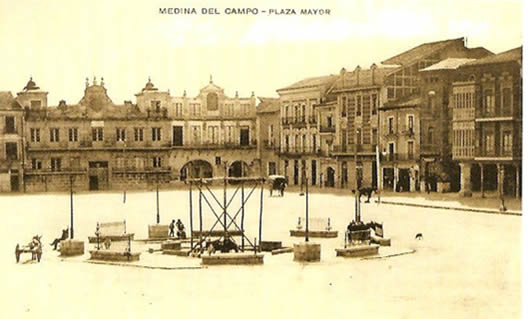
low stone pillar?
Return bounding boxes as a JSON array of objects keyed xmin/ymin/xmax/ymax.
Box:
[
  {"xmin": 59, "ymin": 239, "xmax": 85, "ymax": 257},
  {"xmin": 293, "ymin": 242, "xmax": 321, "ymax": 262},
  {"xmin": 459, "ymin": 163, "xmax": 472, "ymax": 197},
  {"xmin": 148, "ymin": 224, "xmax": 169, "ymax": 239}
]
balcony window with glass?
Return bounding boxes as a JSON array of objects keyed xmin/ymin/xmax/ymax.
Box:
[
  {"xmin": 30, "ymin": 128, "xmax": 40, "ymax": 142},
  {"xmin": 50, "ymin": 128, "xmax": 60, "ymax": 142}
]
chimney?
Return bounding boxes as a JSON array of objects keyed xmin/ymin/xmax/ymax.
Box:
[{"xmin": 59, "ymin": 100, "xmax": 66, "ymax": 107}]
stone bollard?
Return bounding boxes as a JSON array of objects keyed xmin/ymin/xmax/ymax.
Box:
[
  {"xmin": 59, "ymin": 239, "xmax": 85, "ymax": 257},
  {"xmin": 293, "ymin": 242, "xmax": 321, "ymax": 262}
]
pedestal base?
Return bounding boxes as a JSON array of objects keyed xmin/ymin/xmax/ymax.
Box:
[
  {"xmin": 161, "ymin": 240, "xmax": 182, "ymax": 250},
  {"xmin": 89, "ymin": 250, "xmax": 140, "ymax": 262},
  {"xmin": 148, "ymin": 224, "xmax": 169, "ymax": 240},
  {"xmin": 293, "ymin": 242, "xmax": 321, "ymax": 262},
  {"xmin": 201, "ymin": 253, "xmax": 264, "ymax": 265},
  {"xmin": 59, "ymin": 239, "xmax": 85, "ymax": 257},
  {"xmin": 336, "ymin": 244, "xmax": 379, "ymax": 258},
  {"xmin": 290, "ymin": 230, "xmax": 338, "ymax": 238}
]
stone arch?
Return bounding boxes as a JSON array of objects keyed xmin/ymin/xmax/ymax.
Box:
[
  {"xmin": 180, "ymin": 160, "xmax": 213, "ymax": 181},
  {"xmin": 228, "ymin": 161, "xmax": 250, "ymax": 178}
]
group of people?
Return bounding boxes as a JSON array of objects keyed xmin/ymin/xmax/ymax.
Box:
[{"xmin": 169, "ymin": 219, "xmax": 186, "ymax": 239}]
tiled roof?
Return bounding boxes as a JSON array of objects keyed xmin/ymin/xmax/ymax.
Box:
[
  {"xmin": 256, "ymin": 97, "xmax": 280, "ymax": 114},
  {"xmin": 332, "ymin": 66, "xmax": 398, "ymax": 91},
  {"xmin": 0, "ymin": 91, "xmax": 22, "ymax": 110},
  {"xmin": 419, "ymin": 58, "xmax": 476, "ymax": 72},
  {"xmin": 277, "ymin": 75, "xmax": 338, "ymax": 91},
  {"xmin": 464, "ymin": 46, "xmax": 522, "ymax": 66},
  {"xmin": 382, "ymin": 38, "xmax": 465, "ymax": 66}
]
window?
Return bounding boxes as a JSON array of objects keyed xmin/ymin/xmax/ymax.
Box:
[
  {"xmin": 50, "ymin": 158, "xmax": 62, "ymax": 171},
  {"xmin": 225, "ymin": 104, "xmax": 234, "ymax": 117},
  {"xmin": 407, "ymin": 115, "xmax": 414, "ymax": 133},
  {"xmin": 388, "ymin": 117, "xmax": 394, "ymax": 134},
  {"xmin": 152, "ymin": 156, "xmax": 162, "ymax": 168},
  {"xmin": 240, "ymin": 127, "xmax": 249, "ymax": 146},
  {"xmin": 502, "ymin": 87, "xmax": 512, "ymax": 115},
  {"xmin": 175, "ymin": 103, "xmax": 183, "ymax": 117},
  {"xmin": 502, "ymin": 131, "xmax": 512, "ymax": 154},
  {"xmin": 151, "ymin": 100, "xmax": 161, "ymax": 112},
  {"xmin": 50, "ymin": 128, "xmax": 60, "ymax": 142},
  {"xmin": 191, "ymin": 125, "xmax": 201, "ymax": 144},
  {"xmin": 134, "ymin": 127, "xmax": 144, "ymax": 142},
  {"xmin": 5, "ymin": 116, "xmax": 15, "ymax": 133},
  {"xmin": 225, "ymin": 126, "xmax": 235, "ymax": 144},
  {"xmin": 191, "ymin": 104, "xmax": 201, "ymax": 117},
  {"xmin": 407, "ymin": 141, "xmax": 414, "ymax": 159},
  {"xmin": 356, "ymin": 129, "xmax": 361, "ymax": 145},
  {"xmin": 371, "ymin": 128, "xmax": 378, "ymax": 145},
  {"xmin": 484, "ymin": 131, "xmax": 494, "ymax": 153},
  {"xmin": 484, "ymin": 89, "xmax": 495, "ymax": 115},
  {"xmin": 356, "ymin": 96, "xmax": 362, "ymax": 116},
  {"xmin": 116, "ymin": 128, "xmax": 126, "ymax": 142},
  {"xmin": 68, "ymin": 128, "xmax": 78, "ymax": 142},
  {"xmin": 92, "ymin": 127, "xmax": 103, "ymax": 141},
  {"xmin": 372, "ymin": 94, "xmax": 377, "ymax": 115},
  {"xmin": 207, "ymin": 126, "xmax": 219, "ymax": 144},
  {"xmin": 173, "ymin": 126, "xmax": 183, "ymax": 146},
  {"xmin": 428, "ymin": 96, "xmax": 435, "ymax": 112},
  {"xmin": 30, "ymin": 128, "xmax": 40, "ymax": 142},
  {"xmin": 268, "ymin": 162, "xmax": 277, "ymax": 175},
  {"xmin": 5, "ymin": 142, "xmax": 17, "ymax": 160},
  {"xmin": 428, "ymin": 127, "xmax": 434, "ymax": 144},
  {"xmin": 341, "ymin": 96, "xmax": 347, "ymax": 117},
  {"xmin": 312, "ymin": 135, "xmax": 317, "ymax": 152},
  {"xmin": 301, "ymin": 135, "xmax": 306, "ymax": 152},
  {"xmin": 152, "ymin": 127, "xmax": 161, "ymax": 141},
  {"xmin": 70, "ymin": 157, "xmax": 80, "ymax": 169},
  {"xmin": 268, "ymin": 125, "xmax": 274, "ymax": 141},
  {"xmin": 31, "ymin": 158, "xmax": 42, "ymax": 170},
  {"xmin": 327, "ymin": 116, "xmax": 333, "ymax": 128},
  {"xmin": 285, "ymin": 135, "xmax": 289, "ymax": 151}
]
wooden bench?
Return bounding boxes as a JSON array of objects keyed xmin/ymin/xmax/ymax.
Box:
[
  {"xmin": 89, "ymin": 237, "xmax": 140, "ymax": 262},
  {"xmin": 88, "ymin": 221, "xmax": 134, "ymax": 244}
]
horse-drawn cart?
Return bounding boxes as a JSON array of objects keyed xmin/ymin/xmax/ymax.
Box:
[{"xmin": 15, "ymin": 235, "xmax": 43, "ymax": 263}]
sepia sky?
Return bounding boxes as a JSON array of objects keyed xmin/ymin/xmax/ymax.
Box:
[{"xmin": 0, "ymin": 0, "xmax": 522, "ymax": 105}]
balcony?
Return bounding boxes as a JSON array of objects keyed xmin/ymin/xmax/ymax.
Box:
[
  {"xmin": 401, "ymin": 129, "xmax": 415, "ymax": 137},
  {"xmin": 453, "ymin": 108, "xmax": 475, "ymax": 121},
  {"xmin": 474, "ymin": 145, "xmax": 520, "ymax": 159},
  {"xmin": 382, "ymin": 153, "xmax": 416, "ymax": 162},
  {"xmin": 281, "ymin": 116, "xmax": 310, "ymax": 126},
  {"xmin": 420, "ymin": 144, "xmax": 439, "ymax": 154},
  {"xmin": 453, "ymin": 146, "xmax": 475, "ymax": 160},
  {"xmin": 320, "ymin": 125, "xmax": 336, "ymax": 133},
  {"xmin": 475, "ymin": 108, "xmax": 516, "ymax": 121}
]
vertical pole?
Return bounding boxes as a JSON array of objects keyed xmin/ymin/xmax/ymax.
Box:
[
  {"xmin": 241, "ymin": 182, "xmax": 245, "ymax": 250},
  {"xmin": 305, "ymin": 176, "xmax": 309, "ymax": 242},
  {"xmin": 156, "ymin": 174, "xmax": 160, "ymax": 224},
  {"xmin": 189, "ymin": 182, "xmax": 193, "ymax": 251},
  {"xmin": 258, "ymin": 180, "xmax": 264, "ymax": 248},
  {"xmin": 70, "ymin": 174, "xmax": 74, "ymax": 239},
  {"xmin": 199, "ymin": 186, "xmax": 203, "ymax": 251},
  {"xmin": 376, "ymin": 144, "xmax": 381, "ymax": 204},
  {"xmin": 480, "ymin": 164, "xmax": 485, "ymax": 198},
  {"xmin": 224, "ymin": 164, "xmax": 227, "ymax": 236}
]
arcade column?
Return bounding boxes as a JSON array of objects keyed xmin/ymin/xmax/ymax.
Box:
[{"xmin": 459, "ymin": 162, "xmax": 472, "ymax": 197}]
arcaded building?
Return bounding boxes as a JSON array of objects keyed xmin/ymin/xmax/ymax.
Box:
[{"xmin": 3, "ymin": 76, "xmax": 258, "ymax": 192}]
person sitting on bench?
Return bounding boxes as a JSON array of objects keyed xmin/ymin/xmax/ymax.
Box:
[{"xmin": 50, "ymin": 228, "xmax": 69, "ymax": 250}]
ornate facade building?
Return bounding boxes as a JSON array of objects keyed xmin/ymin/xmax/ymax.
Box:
[{"xmin": 0, "ymin": 76, "xmax": 259, "ymax": 192}]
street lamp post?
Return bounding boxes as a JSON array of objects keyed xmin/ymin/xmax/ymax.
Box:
[{"xmin": 69, "ymin": 174, "xmax": 74, "ymax": 239}]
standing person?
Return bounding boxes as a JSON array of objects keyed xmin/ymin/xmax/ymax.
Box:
[
  {"xmin": 176, "ymin": 219, "xmax": 186, "ymax": 239},
  {"xmin": 169, "ymin": 220, "xmax": 176, "ymax": 238}
]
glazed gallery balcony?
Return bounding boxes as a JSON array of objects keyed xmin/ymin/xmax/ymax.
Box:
[{"xmin": 281, "ymin": 116, "xmax": 317, "ymax": 126}]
